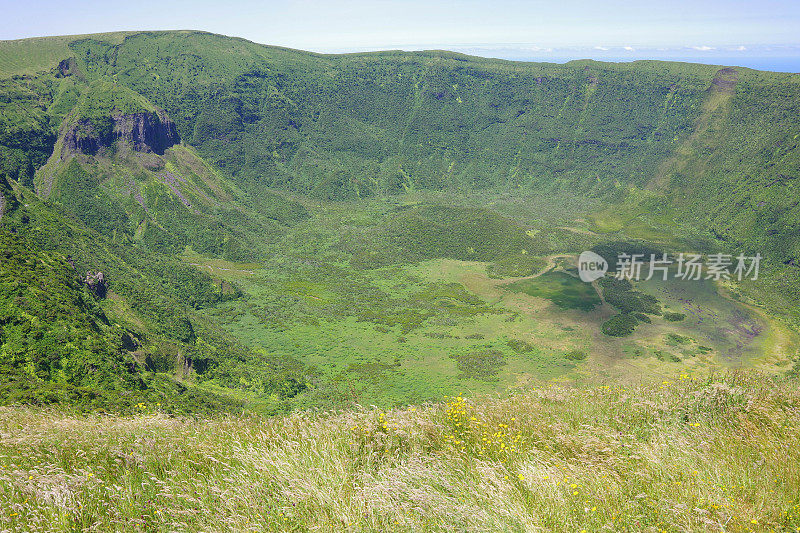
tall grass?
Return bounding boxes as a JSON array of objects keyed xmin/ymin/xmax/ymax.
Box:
[{"xmin": 1, "ymin": 372, "xmax": 799, "ymax": 531}]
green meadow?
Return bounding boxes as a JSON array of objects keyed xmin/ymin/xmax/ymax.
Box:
[{"xmin": 176, "ymin": 192, "xmax": 798, "ymax": 410}]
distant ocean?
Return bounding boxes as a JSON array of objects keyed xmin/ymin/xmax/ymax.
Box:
[
  {"xmin": 533, "ymin": 56, "xmax": 800, "ymax": 73},
  {"xmin": 327, "ymin": 45, "xmax": 800, "ymax": 74},
  {"xmin": 462, "ymin": 52, "xmax": 800, "ymax": 74}
]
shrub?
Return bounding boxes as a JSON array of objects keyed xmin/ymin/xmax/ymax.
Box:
[
  {"xmin": 565, "ymin": 349, "xmax": 588, "ymax": 361},
  {"xmin": 449, "ymin": 350, "xmax": 506, "ymax": 380},
  {"xmin": 601, "ymin": 314, "xmax": 639, "ymax": 337},
  {"xmin": 507, "ymin": 339, "xmax": 535, "ymax": 353}
]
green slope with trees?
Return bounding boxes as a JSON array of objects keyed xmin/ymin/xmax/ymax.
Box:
[{"xmin": 1, "ymin": 30, "xmax": 799, "ymax": 411}]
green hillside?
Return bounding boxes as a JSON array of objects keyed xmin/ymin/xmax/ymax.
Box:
[
  {"xmin": 0, "ymin": 173, "xmax": 311, "ymax": 413},
  {"xmin": 0, "ymin": 32, "xmax": 135, "ymax": 77},
  {"xmin": 0, "ymin": 30, "xmax": 799, "ymax": 413},
  {"xmin": 3, "ymin": 31, "xmax": 799, "ymax": 265}
]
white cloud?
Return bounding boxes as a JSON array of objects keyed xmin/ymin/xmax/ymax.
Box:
[
  {"xmin": 735, "ymin": 45, "xmax": 747, "ymax": 51},
  {"xmin": 593, "ymin": 46, "xmax": 609, "ymax": 51},
  {"xmin": 623, "ymin": 46, "xmax": 635, "ymax": 51},
  {"xmin": 692, "ymin": 45, "xmax": 716, "ymax": 51}
]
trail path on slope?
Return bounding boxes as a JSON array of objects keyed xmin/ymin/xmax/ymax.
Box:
[
  {"xmin": 186, "ymin": 263, "xmax": 256, "ymax": 276},
  {"xmin": 497, "ymin": 254, "xmax": 575, "ymax": 284},
  {"xmin": 457, "ymin": 254, "xmax": 575, "ymax": 304},
  {"xmin": 647, "ymin": 68, "xmax": 739, "ymax": 191},
  {"xmin": 556, "ymin": 226, "xmax": 598, "ymax": 236}
]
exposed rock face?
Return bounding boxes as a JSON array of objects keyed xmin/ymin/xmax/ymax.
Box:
[
  {"xmin": 56, "ymin": 57, "xmax": 78, "ymax": 78},
  {"xmin": 710, "ymin": 67, "xmax": 739, "ymax": 94},
  {"xmin": 62, "ymin": 109, "xmax": 179, "ymax": 157},
  {"xmin": 84, "ymin": 271, "xmax": 108, "ymax": 298}
]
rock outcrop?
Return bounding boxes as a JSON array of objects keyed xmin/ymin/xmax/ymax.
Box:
[
  {"xmin": 709, "ymin": 67, "xmax": 739, "ymax": 94},
  {"xmin": 84, "ymin": 271, "xmax": 108, "ymax": 298},
  {"xmin": 56, "ymin": 57, "xmax": 78, "ymax": 78},
  {"xmin": 62, "ymin": 109, "xmax": 179, "ymax": 157}
]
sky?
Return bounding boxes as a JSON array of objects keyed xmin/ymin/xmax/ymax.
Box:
[{"xmin": 1, "ymin": 0, "xmax": 799, "ymax": 72}]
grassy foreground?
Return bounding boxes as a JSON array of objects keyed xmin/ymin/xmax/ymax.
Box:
[{"xmin": 1, "ymin": 373, "xmax": 799, "ymax": 532}]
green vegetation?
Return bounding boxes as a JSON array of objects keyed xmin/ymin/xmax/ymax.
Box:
[
  {"xmin": 1, "ymin": 31, "xmax": 800, "ymax": 531},
  {"xmin": 449, "ymin": 349, "xmax": 507, "ymax": 380},
  {"xmin": 0, "ymin": 29, "xmax": 799, "ymax": 417},
  {"xmin": 564, "ymin": 348, "xmax": 588, "ymax": 360},
  {"xmin": 601, "ymin": 313, "xmax": 639, "ymax": 337},
  {"xmin": 0, "ymin": 230, "xmax": 243, "ymax": 414},
  {"xmin": 664, "ymin": 311, "xmax": 686, "ymax": 321},
  {"xmin": 504, "ymin": 271, "xmax": 601, "ymax": 311},
  {"xmin": 598, "ymin": 277, "xmax": 661, "ymax": 315},
  {"xmin": 2, "ymin": 374, "xmax": 799, "ymax": 531},
  {"xmin": 507, "ymin": 338, "xmax": 536, "ymax": 353},
  {"xmin": 655, "ymin": 350, "xmax": 682, "ymax": 363},
  {"xmin": 596, "ymin": 277, "xmax": 665, "ymax": 336},
  {"xmin": 1, "ymin": 31, "xmax": 799, "ymax": 289},
  {"xmin": 0, "ymin": 175, "xmax": 309, "ymax": 413}
]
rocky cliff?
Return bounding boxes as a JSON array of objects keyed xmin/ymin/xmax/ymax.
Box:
[{"xmin": 62, "ymin": 109, "xmax": 179, "ymax": 157}]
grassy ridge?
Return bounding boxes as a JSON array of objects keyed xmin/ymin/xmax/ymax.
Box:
[
  {"xmin": 1, "ymin": 372, "xmax": 798, "ymax": 531},
  {"xmin": 2, "ymin": 31, "xmax": 799, "ymax": 268},
  {"xmin": 0, "ymin": 32, "xmax": 144, "ymax": 77},
  {"xmin": 5, "ymin": 30, "xmax": 794, "ymax": 293}
]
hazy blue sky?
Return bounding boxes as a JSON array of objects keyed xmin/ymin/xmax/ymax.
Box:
[{"xmin": 2, "ymin": 0, "xmax": 799, "ymax": 71}]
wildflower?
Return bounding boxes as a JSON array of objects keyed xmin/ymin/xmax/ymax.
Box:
[{"xmin": 518, "ymin": 474, "xmax": 525, "ymax": 480}]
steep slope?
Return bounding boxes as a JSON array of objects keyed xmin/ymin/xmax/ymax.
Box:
[
  {"xmin": 27, "ymin": 78, "xmax": 307, "ymax": 260},
  {"xmin": 1, "ymin": 31, "xmax": 799, "ymax": 411},
  {"xmin": 55, "ymin": 80, "xmax": 179, "ymax": 158},
  {"xmin": 11, "ymin": 31, "xmax": 791, "ymax": 269},
  {"xmin": 2, "ymin": 31, "xmax": 798, "ymax": 258},
  {"xmin": 658, "ymin": 67, "xmax": 800, "ymax": 263},
  {"xmin": 72, "ymin": 34, "xmax": 716, "ymax": 198},
  {"xmin": 0, "ymin": 225, "xmax": 243, "ymax": 413},
  {"xmin": 0, "ymin": 173, "xmax": 310, "ymax": 413}
]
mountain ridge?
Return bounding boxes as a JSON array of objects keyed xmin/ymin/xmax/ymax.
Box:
[{"xmin": 1, "ymin": 29, "xmax": 799, "ymax": 413}]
